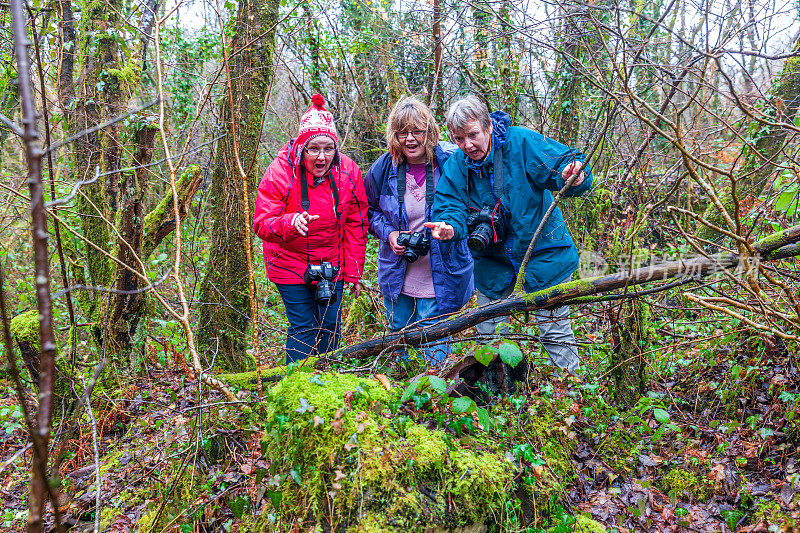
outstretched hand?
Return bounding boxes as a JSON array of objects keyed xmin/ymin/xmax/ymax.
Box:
[
  {"xmin": 423, "ymin": 221, "xmax": 455, "ymax": 241},
  {"xmin": 293, "ymin": 211, "xmax": 320, "ymax": 236}
]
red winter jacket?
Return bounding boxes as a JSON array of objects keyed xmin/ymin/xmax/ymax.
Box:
[{"xmin": 254, "ymin": 141, "xmax": 368, "ymax": 285}]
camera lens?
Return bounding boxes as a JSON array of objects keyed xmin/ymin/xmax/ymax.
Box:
[
  {"xmin": 468, "ymin": 223, "xmax": 493, "ymax": 251},
  {"xmin": 315, "ymin": 279, "xmax": 337, "ymax": 304},
  {"xmin": 402, "ymin": 250, "xmax": 419, "ymax": 263}
]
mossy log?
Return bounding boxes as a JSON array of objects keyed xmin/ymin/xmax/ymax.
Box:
[
  {"xmin": 331, "ymin": 223, "xmax": 800, "ymax": 362},
  {"xmin": 9, "ymin": 310, "xmax": 40, "ymax": 382}
]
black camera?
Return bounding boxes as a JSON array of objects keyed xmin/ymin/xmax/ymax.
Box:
[
  {"xmin": 396, "ymin": 231, "xmax": 431, "ymax": 264},
  {"xmin": 304, "ymin": 261, "xmax": 340, "ymax": 304},
  {"xmin": 466, "ymin": 205, "xmax": 507, "ymax": 252}
]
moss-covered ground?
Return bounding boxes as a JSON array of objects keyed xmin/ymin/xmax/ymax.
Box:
[{"xmin": 1, "ymin": 324, "xmax": 799, "ymax": 532}]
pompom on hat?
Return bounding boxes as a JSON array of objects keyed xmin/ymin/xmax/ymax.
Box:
[{"xmin": 293, "ymin": 94, "xmax": 338, "ymax": 162}]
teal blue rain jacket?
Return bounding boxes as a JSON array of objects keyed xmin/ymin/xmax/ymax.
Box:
[{"xmin": 431, "ymin": 111, "xmax": 593, "ymax": 299}]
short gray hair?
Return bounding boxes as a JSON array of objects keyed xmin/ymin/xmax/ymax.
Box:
[{"xmin": 446, "ymin": 95, "xmax": 491, "ymax": 134}]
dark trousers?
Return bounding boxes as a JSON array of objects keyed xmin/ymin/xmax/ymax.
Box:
[{"xmin": 275, "ymin": 281, "xmax": 343, "ymax": 364}]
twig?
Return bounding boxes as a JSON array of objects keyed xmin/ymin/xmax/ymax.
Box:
[
  {"xmin": 0, "ymin": 443, "xmax": 32, "ymax": 475},
  {"xmin": 29, "ymin": 13, "xmax": 78, "ymax": 365},
  {"xmin": 79, "ymin": 375, "xmax": 101, "ymax": 533},
  {"xmin": 152, "ymin": 12, "xmax": 243, "ymax": 409},
  {"xmin": 44, "ymin": 98, "xmax": 159, "ymax": 155},
  {"xmin": 51, "ymin": 267, "xmax": 173, "ymax": 299},
  {"xmin": 0, "ymin": 111, "xmax": 23, "ymax": 136},
  {"xmin": 45, "ymin": 165, "xmax": 99, "ymax": 208}
]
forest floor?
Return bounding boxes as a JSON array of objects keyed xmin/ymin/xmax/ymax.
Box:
[{"xmin": 1, "ymin": 313, "xmax": 800, "ymax": 532}]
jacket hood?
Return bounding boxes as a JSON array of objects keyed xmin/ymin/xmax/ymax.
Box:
[{"xmin": 465, "ymin": 111, "xmax": 512, "ymax": 172}]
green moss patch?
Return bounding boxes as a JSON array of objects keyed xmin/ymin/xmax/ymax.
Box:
[
  {"xmin": 9, "ymin": 310, "xmax": 39, "ymax": 343},
  {"xmin": 661, "ymin": 468, "xmax": 714, "ymax": 502},
  {"xmin": 256, "ymin": 370, "xmax": 519, "ymax": 531}
]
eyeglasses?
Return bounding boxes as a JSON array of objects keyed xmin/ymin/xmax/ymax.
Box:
[
  {"xmin": 305, "ymin": 146, "xmax": 336, "ymax": 157},
  {"xmin": 395, "ymin": 130, "xmax": 425, "ymax": 141}
]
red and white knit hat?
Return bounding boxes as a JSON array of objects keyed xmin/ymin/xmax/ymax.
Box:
[{"xmin": 293, "ymin": 94, "xmax": 338, "ymax": 160}]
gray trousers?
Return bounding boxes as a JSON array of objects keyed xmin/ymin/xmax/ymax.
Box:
[{"xmin": 475, "ymin": 289, "xmax": 580, "ymax": 374}]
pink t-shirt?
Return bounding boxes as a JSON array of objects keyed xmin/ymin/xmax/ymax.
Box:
[{"xmin": 401, "ymin": 164, "xmax": 435, "ymax": 298}]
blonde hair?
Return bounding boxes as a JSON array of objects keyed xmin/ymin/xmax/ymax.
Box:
[{"xmin": 386, "ymin": 97, "xmax": 440, "ymax": 165}]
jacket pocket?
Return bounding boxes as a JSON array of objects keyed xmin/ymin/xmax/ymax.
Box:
[{"xmin": 541, "ymin": 209, "xmax": 567, "ymax": 243}]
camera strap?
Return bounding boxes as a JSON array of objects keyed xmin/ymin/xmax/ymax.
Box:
[
  {"xmin": 299, "ymin": 166, "xmax": 341, "ymax": 268},
  {"xmin": 396, "ymin": 161, "xmax": 434, "ymax": 231},
  {"xmin": 492, "ymin": 146, "xmax": 504, "ymax": 201},
  {"xmin": 299, "ymin": 166, "xmax": 340, "ymax": 215},
  {"xmin": 466, "ymin": 145, "xmax": 504, "ymax": 208}
]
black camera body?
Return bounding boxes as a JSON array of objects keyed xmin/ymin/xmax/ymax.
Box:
[
  {"xmin": 304, "ymin": 261, "xmax": 340, "ymax": 304},
  {"xmin": 466, "ymin": 205, "xmax": 507, "ymax": 252},
  {"xmin": 396, "ymin": 231, "xmax": 431, "ymax": 263}
]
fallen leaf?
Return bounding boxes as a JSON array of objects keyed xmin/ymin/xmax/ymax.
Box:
[
  {"xmin": 343, "ymin": 391, "xmax": 354, "ymax": 410},
  {"xmin": 533, "ymin": 465, "xmax": 544, "ymax": 481},
  {"xmin": 375, "ymin": 374, "xmax": 391, "ymax": 391}
]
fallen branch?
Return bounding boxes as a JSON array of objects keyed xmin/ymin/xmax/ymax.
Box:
[{"xmin": 331, "ymin": 223, "xmax": 800, "ymax": 361}]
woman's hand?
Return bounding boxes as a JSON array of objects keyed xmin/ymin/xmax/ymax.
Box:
[
  {"xmin": 423, "ymin": 221, "xmax": 454, "ymax": 241},
  {"xmin": 348, "ymin": 281, "xmax": 362, "ymax": 298},
  {"xmin": 561, "ymin": 161, "xmax": 586, "ymax": 188},
  {"xmin": 293, "ymin": 211, "xmax": 320, "ymax": 236},
  {"xmin": 388, "ymin": 231, "xmax": 407, "ymax": 255}
]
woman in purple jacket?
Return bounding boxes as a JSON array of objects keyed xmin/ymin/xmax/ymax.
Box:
[{"xmin": 364, "ymin": 97, "xmax": 474, "ymax": 365}]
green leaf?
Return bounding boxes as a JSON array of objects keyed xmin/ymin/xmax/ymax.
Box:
[
  {"xmin": 267, "ymin": 490, "xmax": 281, "ymax": 510},
  {"xmin": 295, "ymin": 398, "xmax": 314, "ymax": 414},
  {"xmin": 474, "ymin": 345, "xmax": 494, "ymax": 367},
  {"xmin": 290, "ymin": 468, "xmax": 302, "ymax": 486},
  {"xmin": 452, "ymin": 396, "xmax": 476, "ymax": 414},
  {"xmin": 428, "ymin": 377, "xmax": 446, "ymax": 394},
  {"xmin": 401, "ymin": 380, "xmax": 420, "ymax": 403},
  {"xmin": 498, "ymin": 342, "xmax": 523, "ymax": 368},
  {"xmin": 477, "ymin": 407, "xmax": 491, "ymax": 430},
  {"xmin": 653, "ymin": 408, "xmax": 670, "ymax": 423},
  {"xmin": 775, "ymin": 190, "xmax": 798, "ymax": 212},
  {"xmin": 229, "ymin": 495, "xmax": 251, "ymax": 518}
]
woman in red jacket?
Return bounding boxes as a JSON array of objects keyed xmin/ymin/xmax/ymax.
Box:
[{"xmin": 254, "ymin": 95, "xmax": 368, "ymax": 364}]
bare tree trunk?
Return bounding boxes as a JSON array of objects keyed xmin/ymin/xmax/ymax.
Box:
[{"xmin": 428, "ymin": 0, "xmax": 444, "ymax": 121}]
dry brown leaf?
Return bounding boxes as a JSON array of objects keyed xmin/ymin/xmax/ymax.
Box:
[{"xmin": 375, "ymin": 374, "xmax": 391, "ymax": 391}]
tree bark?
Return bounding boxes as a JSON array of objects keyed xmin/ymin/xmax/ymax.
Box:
[
  {"xmin": 197, "ymin": 0, "xmax": 281, "ymax": 371},
  {"xmin": 106, "ymin": 125, "xmax": 158, "ymax": 371},
  {"xmin": 10, "ymin": 1, "xmax": 62, "ymax": 529}
]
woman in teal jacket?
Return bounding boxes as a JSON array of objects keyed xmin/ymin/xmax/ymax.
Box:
[{"xmin": 426, "ymin": 95, "xmax": 592, "ymax": 373}]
